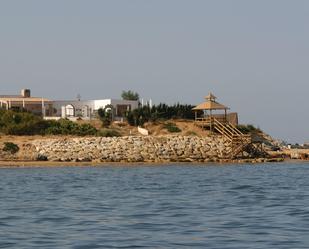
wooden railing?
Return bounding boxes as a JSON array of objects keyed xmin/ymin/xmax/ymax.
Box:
[
  {"xmin": 211, "ymin": 117, "xmax": 252, "ymax": 158},
  {"xmin": 195, "ymin": 116, "xmax": 227, "ymax": 124},
  {"xmin": 195, "ymin": 116, "xmax": 267, "ymax": 159},
  {"xmin": 194, "ymin": 116, "xmax": 254, "ymax": 158}
]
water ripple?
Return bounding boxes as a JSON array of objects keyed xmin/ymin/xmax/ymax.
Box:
[{"xmin": 1, "ymin": 163, "xmax": 309, "ymax": 248}]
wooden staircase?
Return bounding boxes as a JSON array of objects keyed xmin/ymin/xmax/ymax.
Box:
[{"xmin": 212, "ymin": 118, "xmax": 253, "ymax": 159}]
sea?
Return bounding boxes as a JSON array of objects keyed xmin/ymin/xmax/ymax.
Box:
[{"xmin": 0, "ymin": 162, "xmax": 309, "ymax": 249}]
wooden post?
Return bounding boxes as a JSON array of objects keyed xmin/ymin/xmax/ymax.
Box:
[
  {"xmin": 224, "ymin": 108, "xmax": 227, "ymax": 123},
  {"xmin": 210, "ymin": 109, "xmax": 213, "ymax": 133},
  {"xmin": 41, "ymin": 98, "xmax": 45, "ymax": 117}
]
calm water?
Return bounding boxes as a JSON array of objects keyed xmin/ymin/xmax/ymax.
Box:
[{"xmin": 1, "ymin": 163, "xmax": 309, "ymax": 249}]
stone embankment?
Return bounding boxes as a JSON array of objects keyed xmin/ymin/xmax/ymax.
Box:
[{"xmin": 31, "ymin": 135, "xmax": 232, "ymax": 163}]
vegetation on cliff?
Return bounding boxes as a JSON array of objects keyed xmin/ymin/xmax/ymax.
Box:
[
  {"xmin": 126, "ymin": 103, "xmax": 197, "ymax": 126},
  {"xmin": 0, "ymin": 110, "xmax": 97, "ymax": 136},
  {"xmin": 3, "ymin": 142, "xmax": 19, "ymax": 154},
  {"xmin": 163, "ymin": 122, "xmax": 182, "ymax": 133},
  {"xmin": 236, "ymin": 124, "xmax": 261, "ymax": 134},
  {"xmin": 0, "ymin": 108, "xmax": 265, "ymax": 139}
]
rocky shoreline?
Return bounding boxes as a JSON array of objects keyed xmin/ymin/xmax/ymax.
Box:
[
  {"xmin": 32, "ymin": 135, "xmax": 231, "ymax": 163},
  {"xmin": 0, "ymin": 135, "xmax": 285, "ymax": 165}
]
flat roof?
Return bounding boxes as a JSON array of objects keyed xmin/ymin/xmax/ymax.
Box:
[
  {"xmin": 0, "ymin": 97, "xmax": 52, "ymax": 102},
  {"xmin": 0, "ymin": 95, "xmax": 21, "ymax": 98}
]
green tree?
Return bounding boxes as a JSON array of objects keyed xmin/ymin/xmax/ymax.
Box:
[
  {"xmin": 97, "ymin": 105, "xmax": 113, "ymax": 127},
  {"xmin": 121, "ymin": 90, "xmax": 139, "ymax": 101}
]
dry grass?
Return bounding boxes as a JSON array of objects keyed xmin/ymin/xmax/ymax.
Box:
[
  {"xmin": 143, "ymin": 120, "xmax": 211, "ymax": 137},
  {"xmin": 78, "ymin": 119, "xmax": 211, "ymax": 137},
  {"xmin": 0, "ymin": 120, "xmax": 210, "ymax": 146}
]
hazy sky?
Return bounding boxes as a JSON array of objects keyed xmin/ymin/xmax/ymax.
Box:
[{"xmin": 0, "ymin": 0, "xmax": 308, "ymax": 143}]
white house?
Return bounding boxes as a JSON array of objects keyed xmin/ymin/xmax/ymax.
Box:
[{"xmin": 52, "ymin": 99, "xmax": 139, "ymax": 120}]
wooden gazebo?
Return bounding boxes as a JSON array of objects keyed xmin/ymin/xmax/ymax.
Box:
[
  {"xmin": 192, "ymin": 93, "xmax": 229, "ymax": 131},
  {"xmin": 191, "ymin": 93, "xmax": 265, "ymax": 159}
]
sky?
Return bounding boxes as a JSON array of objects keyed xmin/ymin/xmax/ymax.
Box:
[{"xmin": 0, "ymin": 0, "xmax": 308, "ymax": 143}]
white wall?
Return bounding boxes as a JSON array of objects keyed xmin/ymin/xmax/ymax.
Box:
[
  {"xmin": 93, "ymin": 99, "xmax": 139, "ymax": 112},
  {"xmin": 52, "ymin": 100, "xmax": 95, "ymax": 117},
  {"xmin": 93, "ymin": 99, "xmax": 111, "ymax": 110},
  {"xmin": 51, "ymin": 99, "xmax": 139, "ymax": 118},
  {"xmin": 110, "ymin": 99, "xmax": 139, "ymax": 110}
]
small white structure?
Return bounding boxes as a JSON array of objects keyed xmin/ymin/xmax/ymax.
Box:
[
  {"xmin": 52, "ymin": 99, "xmax": 139, "ymax": 120},
  {"xmin": 138, "ymin": 126, "xmax": 149, "ymax": 136}
]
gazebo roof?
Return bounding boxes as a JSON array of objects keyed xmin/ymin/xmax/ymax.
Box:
[
  {"xmin": 192, "ymin": 92, "xmax": 229, "ymax": 111},
  {"xmin": 205, "ymin": 92, "xmax": 217, "ymax": 101}
]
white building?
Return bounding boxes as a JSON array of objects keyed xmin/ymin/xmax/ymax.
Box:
[
  {"xmin": 52, "ymin": 99, "xmax": 139, "ymax": 120},
  {"xmin": 0, "ymin": 89, "xmax": 53, "ymax": 116}
]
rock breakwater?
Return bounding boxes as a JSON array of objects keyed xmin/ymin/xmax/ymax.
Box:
[{"xmin": 32, "ymin": 135, "xmax": 231, "ymax": 163}]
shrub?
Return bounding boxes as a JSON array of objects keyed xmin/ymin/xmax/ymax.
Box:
[
  {"xmin": 237, "ymin": 124, "xmax": 261, "ymax": 134},
  {"xmin": 3, "ymin": 142, "xmax": 19, "ymax": 154},
  {"xmin": 0, "ymin": 110, "xmax": 47, "ymax": 135},
  {"xmin": 97, "ymin": 106, "xmax": 113, "ymax": 127},
  {"xmin": 98, "ymin": 129, "xmax": 121, "ymax": 137},
  {"xmin": 125, "ymin": 103, "xmax": 197, "ymax": 126},
  {"xmin": 78, "ymin": 123, "xmax": 98, "ymax": 136},
  {"xmin": 185, "ymin": 131, "xmax": 198, "ymax": 136},
  {"xmin": 45, "ymin": 119, "xmax": 97, "ymax": 136},
  {"xmin": 163, "ymin": 123, "xmax": 182, "ymax": 133},
  {"xmin": 0, "ymin": 110, "xmax": 98, "ymax": 136}
]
